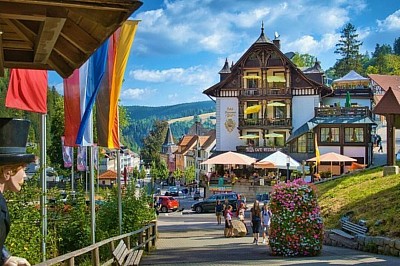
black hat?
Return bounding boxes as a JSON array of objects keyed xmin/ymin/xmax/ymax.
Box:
[{"xmin": 0, "ymin": 118, "xmax": 35, "ymax": 165}]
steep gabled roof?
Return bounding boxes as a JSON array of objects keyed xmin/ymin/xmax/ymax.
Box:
[
  {"xmin": 368, "ymin": 74, "xmax": 400, "ymax": 92},
  {"xmin": 373, "ymin": 87, "xmax": 400, "ymax": 115},
  {"xmin": 203, "ymin": 27, "xmax": 331, "ymax": 97}
]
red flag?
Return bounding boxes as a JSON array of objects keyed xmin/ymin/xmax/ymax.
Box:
[{"xmin": 6, "ymin": 69, "xmax": 48, "ymax": 114}]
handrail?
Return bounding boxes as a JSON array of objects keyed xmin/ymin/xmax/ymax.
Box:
[{"xmin": 34, "ymin": 221, "xmax": 157, "ymax": 266}]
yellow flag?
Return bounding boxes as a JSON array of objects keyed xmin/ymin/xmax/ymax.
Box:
[{"xmin": 315, "ymin": 134, "xmax": 320, "ymax": 165}]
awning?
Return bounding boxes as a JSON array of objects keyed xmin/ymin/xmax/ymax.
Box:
[
  {"xmin": 267, "ymin": 102, "xmax": 285, "ymax": 107},
  {"xmin": 267, "ymin": 76, "xmax": 286, "ymax": 83},
  {"xmin": 239, "ymin": 134, "xmax": 259, "ymax": 139},
  {"xmin": 243, "ymin": 75, "xmax": 261, "ymax": 79},
  {"xmin": 265, "ymin": 133, "xmax": 284, "ymax": 138},
  {"xmin": 244, "ymin": 105, "xmax": 261, "ymax": 115}
]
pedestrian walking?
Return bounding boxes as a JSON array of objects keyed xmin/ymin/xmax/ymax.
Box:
[
  {"xmin": 224, "ymin": 205, "xmax": 234, "ymax": 237},
  {"xmin": 250, "ymin": 200, "xmax": 262, "ymax": 244},
  {"xmin": 261, "ymin": 204, "xmax": 272, "ymax": 244},
  {"xmin": 215, "ymin": 200, "xmax": 224, "ymax": 225},
  {"xmin": 377, "ymin": 135, "xmax": 383, "ymax": 153}
]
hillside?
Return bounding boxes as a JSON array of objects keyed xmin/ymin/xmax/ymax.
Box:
[
  {"xmin": 316, "ymin": 167, "xmax": 400, "ymax": 238},
  {"xmin": 122, "ymin": 101, "xmax": 216, "ymax": 151}
]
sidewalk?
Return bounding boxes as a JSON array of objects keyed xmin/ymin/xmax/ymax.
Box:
[{"xmin": 140, "ymin": 213, "xmax": 400, "ymax": 265}]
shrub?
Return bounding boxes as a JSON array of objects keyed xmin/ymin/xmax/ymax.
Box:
[{"xmin": 269, "ymin": 179, "xmax": 324, "ymax": 256}]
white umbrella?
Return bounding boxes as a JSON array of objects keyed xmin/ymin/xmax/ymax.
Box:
[
  {"xmin": 201, "ymin": 151, "xmax": 256, "ymax": 166},
  {"xmin": 259, "ymin": 151, "xmax": 300, "ymax": 170}
]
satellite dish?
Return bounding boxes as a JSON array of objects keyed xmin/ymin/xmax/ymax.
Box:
[{"xmin": 274, "ymin": 31, "xmax": 280, "ymax": 39}]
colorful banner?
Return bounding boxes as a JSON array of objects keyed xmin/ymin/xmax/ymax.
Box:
[
  {"xmin": 61, "ymin": 136, "xmax": 73, "ymax": 168},
  {"xmin": 6, "ymin": 69, "xmax": 48, "ymax": 114},
  {"xmin": 64, "ymin": 40, "xmax": 109, "ymax": 146},
  {"xmin": 77, "ymin": 146, "xmax": 87, "ymax": 171},
  {"xmin": 97, "ymin": 20, "xmax": 139, "ymax": 149}
]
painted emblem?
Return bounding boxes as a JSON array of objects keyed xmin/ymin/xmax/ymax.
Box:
[{"xmin": 225, "ymin": 107, "xmax": 236, "ymax": 132}]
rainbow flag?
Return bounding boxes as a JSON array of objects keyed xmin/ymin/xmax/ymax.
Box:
[{"xmin": 96, "ymin": 20, "xmax": 139, "ymax": 149}]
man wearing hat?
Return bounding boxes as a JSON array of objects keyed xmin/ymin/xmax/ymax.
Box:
[{"xmin": 0, "ymin": 118, "xmax": 34, "ymax": 266}]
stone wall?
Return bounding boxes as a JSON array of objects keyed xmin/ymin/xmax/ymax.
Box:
[{"xmin": 324, "ymin": 230, "xmax": 400, "ymax": 257}]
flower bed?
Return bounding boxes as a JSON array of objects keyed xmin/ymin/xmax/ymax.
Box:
[{"xmin": 269, "ymin": 179, "xmax": 324, "ymax": 256}]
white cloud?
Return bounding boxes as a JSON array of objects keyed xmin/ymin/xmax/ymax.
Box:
[
  {"xmin": 120, "ymin": 88, "xmax": 155, "ymax": 100},
  {"xmin": 129, "ymin": 65, "xmax": 218, "ymax": 87},
  {"xmin": 377, "ymin": 10, "xmax": 400, "ymax": 31}
]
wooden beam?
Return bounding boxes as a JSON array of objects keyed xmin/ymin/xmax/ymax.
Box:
[
  {"xmin": 48, "ymin": 52, "xmax": 75, "ymax": 79},
  {"xmin": 61, "ymin": 19, "xmax": 100, "ymax": 54},
  {"xmin": 34, "ymin": 17, "xmax": 66, "ymax": 63},
  {"xmin": 0, "ymin": 31, "xmax": 4, "ymax": 77},
  {"xmin": 0, "ymin": 2, "xmax": 46, "ymax": 21},
  {"xmin": 3, "ymin": 19, "xmax": 35, "ymax": 48},
  {"xmin": 53, "ymin": 35, "xmax": 87, "ymax": 66}
]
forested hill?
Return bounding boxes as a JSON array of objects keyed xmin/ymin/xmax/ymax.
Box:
[
  {"xmin": 123, "ymin": 100, "xmax": 216, "ymax": 151},
  {"xmin": 125, "ymin": 101, "xmax": 215, "ymax": 120}
]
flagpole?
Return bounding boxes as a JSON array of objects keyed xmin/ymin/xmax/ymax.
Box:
[
  {"xmin": 71, "ymin": 147, "xmax": 74, "ymax": 192},
  {"xmin": 117, "ymin": 150, "xmax": 122, "ymax": 235},
  {"xmin": 40, "ymin": 114, "xmax": 47, "ymax": 261},
  {"xmin": 90, "ymin": 146, "xmax": 96, "ymax": 244}
]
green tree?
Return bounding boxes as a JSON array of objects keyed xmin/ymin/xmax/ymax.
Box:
[
  {"xmin": 394, "ymin": 37, "xmax": 400, "ymax": 55},
  {"xmin": 184, "ymin": 165, "xmax": 195, "ymax": 184},
  {"xmin": 334, "ymin": 23, "xmax": 363, "ymax": 76},
  {"xmin": 47, "ymin": 93, "xmax": 65, "ymax": 168},
  {"xmin": 291, "ymin": 53, "xmax": 316, "ymax": 68},
  {"xmin": 140, "ymin": 120, "xmax": 168, "ymax": 167}
]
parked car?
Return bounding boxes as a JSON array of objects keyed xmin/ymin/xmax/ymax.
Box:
[
  {"xmin": 165, "ymin": 186, "xmax": 180, "ymax": 196},
  {"xmin": 191, "ymin": 192, "xmax": 244, "ymax": 213},
  {"xmin": 155, "ymin": 196, "xmax": 179, "ymax": 213},
  {"xmin": 256, "ymin": 193, "xmax": 270, "ymax": 205}
]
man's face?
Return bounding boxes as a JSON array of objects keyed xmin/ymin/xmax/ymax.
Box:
[{"xmin": 4, "ymin": 166, "xmax": 26, "ymax": 192}]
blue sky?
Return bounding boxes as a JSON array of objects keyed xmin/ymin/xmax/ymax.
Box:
[{"xmin": 49, "ymin": 0, "xmax": 400, "ymax": 107}]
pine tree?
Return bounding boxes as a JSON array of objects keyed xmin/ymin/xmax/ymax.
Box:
[
  {"xmin": 394, "ymin": 37, "xmax": 400, "ymax": 55},
  {"xmin": 334, "ymin": 23, "xmax": 363, "ymax": 77}
]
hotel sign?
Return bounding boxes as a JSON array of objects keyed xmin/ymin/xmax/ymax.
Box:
[{"xmin": 224, "ymin": 106, "xmax": 236, "ymax": 133}]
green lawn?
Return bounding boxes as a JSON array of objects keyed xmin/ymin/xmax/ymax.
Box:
[{"xmin": 316, "ymin": 166, "xmax": 400, "ymax": 238}]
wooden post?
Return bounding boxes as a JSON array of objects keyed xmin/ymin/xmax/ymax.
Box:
[
  {"xmin": 92, "ymin": 248, "xmax": 100, "ymax": 266},
  {"xmin": 387, "ymin": 114, "xmax": 396, "ymax": 166},
  {"xmin": 151, "ymin": 220, "xmax": 157, "ymax": 246},
  {"xmin": 145, "ymin": 227, "xmax": 150, "ymax": 251}
]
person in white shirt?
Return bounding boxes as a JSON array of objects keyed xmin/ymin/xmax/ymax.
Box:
[{"xmin": 261, "ymin": 204, "xmax": 272, "ymax": 244}]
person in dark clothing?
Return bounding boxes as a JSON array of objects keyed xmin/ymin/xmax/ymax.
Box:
[
  {"xmin": 0, "ymin": 118, "xmax": 34, "ymax": 266},
  {"xmin": 376, "ymin": 135, "xmax": 383, "ymax": 153}
]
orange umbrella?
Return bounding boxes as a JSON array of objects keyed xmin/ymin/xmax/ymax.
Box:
[
  {"xmin": 307, "ymin": 152, "xmax": 356, "ymax": 177},
  {"xmin": 349, "ymin": 162, "xmax": 367, "ymax": 170},
  {"xmin": 253, "ymin": 160, "xmax": 276, "ymax": 169}
]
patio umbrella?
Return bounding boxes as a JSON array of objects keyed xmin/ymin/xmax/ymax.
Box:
[
  {"xmin": 345, "ymin": 91, "xmax": 351, "ymax": 107},
  {"xmin": 264, "ymin": 133, "xmax": 284, "ymax": 138},
  {"xmin": 258, "ymin": 151, "xmax": 300, "ymax": 170},
  {"xmin": 307, "ymin": 152, "xmax": 356, "ymax": 176},
  {"xmin": 239, "ymin": 134, "xmax": 259, "ymax": 139},
  {"xmin": 253, "ymin": 160, "xmax": 276, "ymax": 169},
  {"xmin": 201, "ymin": 151, "xmax": 256, "ymax": 166},
  {"xmin": 267, "ymin": 102, "xmax": 285, "ymax": 107},
  {"xmin": 244, "ymin": 105, "xmax": 261, "ymax": 114}
]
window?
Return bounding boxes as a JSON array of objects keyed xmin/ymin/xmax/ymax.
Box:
[
  {"xmin": 345, "ymin": 128, "xmax": 364, "ymax": 142},
  {"xmin": 275, "ymin": 106, "xmax": 285, "ymax": 119},
  {"xmin": 297, "ymin": 134, "xmax": 307, "ymax": 153},
  {"xmin": 246, "ymin": 72, "xmax": 259, "ymax": 88},
  {"xmin": 320, "ymin": 127, "xmax": 339, "ymax": 143}
]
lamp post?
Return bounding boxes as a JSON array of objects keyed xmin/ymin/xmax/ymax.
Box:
[{"xmin": 286, "ymin": 155, "xmax": 290, "ymax": 182}]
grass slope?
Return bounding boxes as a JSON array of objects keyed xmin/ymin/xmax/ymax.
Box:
[{"xmin": 316, "ymin": 167, "xmax": 400, "ymax": 238}]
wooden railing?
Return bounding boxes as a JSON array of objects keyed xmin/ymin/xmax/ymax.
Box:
[{"xmin": 34, "ymin": 221, "xmax": 157, "ymax": 266}]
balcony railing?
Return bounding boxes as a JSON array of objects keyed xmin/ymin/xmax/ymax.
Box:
[
  {"xmin": 315, "ymin": 106, "xmax": 371, "ymax": 117},
  {"xmin": 239, "ymin": 88, "xmax": 290, "ymax": 97},
  {"xmin": 239, "ymin": 118, "xmax": 292, "ymax": 127}
]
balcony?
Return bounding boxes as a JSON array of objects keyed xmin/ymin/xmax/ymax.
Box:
[
  {"xmin": 238, "ymin": 117, "xmax": 292, "ymax": 127},
  {"xmin": 239, "ymin": 87, "xmax": 291, "ymax": 97},
  {"xmin": 315, "ymin": 106, "xmax": 371, "ymax": 117}
]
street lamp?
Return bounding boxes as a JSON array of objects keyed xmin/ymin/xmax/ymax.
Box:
[{"xmin": 286, "ymin": 155, "xmax": 290, "ymax": 182}]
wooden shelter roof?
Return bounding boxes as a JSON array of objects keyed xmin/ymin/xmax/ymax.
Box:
[
  {"xmin": 98, "ymin": 170, "xmax": 117, "ymax": 179},
  {"xmin": 0, "ymin": 0, "xmax": 142, "ymax": 78}
]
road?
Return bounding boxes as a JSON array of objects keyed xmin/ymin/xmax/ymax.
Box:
[{"xmin": 140, "ymin": 211, "xmax": 400, "ymax": 265}]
